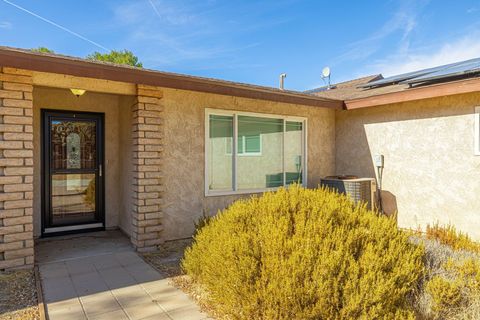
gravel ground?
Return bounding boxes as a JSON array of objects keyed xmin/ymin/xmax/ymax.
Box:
[
  {"xmin": 0, "ymin": 270, "xmax": 40, "ymax": 320},
  {"xmin": 142, "ymin": 238, "xmax": 191, "ymax": 277}
]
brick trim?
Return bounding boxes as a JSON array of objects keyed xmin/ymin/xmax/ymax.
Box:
[
  {"xmin": 131, "ymin": 84, "xmax": 164, "ymax": 251},
  {"xmin": 0, "ymin": 67, "xmax": 34, "ymax": 270}
]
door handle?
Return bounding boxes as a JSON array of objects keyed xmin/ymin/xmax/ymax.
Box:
[{"xmin": 99, "ymin": 164, "xmax": 102, "ymax": 177}]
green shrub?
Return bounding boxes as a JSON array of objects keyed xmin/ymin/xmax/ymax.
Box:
[{"xmin": 182, "ymin": 185, "xmax": 424, "ymax": 320}]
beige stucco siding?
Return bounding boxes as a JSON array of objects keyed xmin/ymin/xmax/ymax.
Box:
[
  {"xmin": 336, "ymin": 92, "xmax": 480, "ymax": 239},
  {"xmin": 32, "ymin": 86, "xmax": 134, "ymax": 237},
  {"xmin": 161, "ymin": 88, "xmax": 336, "ymax": 241},
  {"xmin": 118, "ymin": 97, "xmax": 134, "ymax": 236}
]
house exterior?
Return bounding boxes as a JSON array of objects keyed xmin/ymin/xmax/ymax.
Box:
[
  {"xmin": 335, "ymin": 94, "xmax": 480, "ymax": 240},
  {"xmin": 0, "ymin": 47, "xmax": 341, "ymax": 269},
  {"xmin": 311, "ymin": 69, "xmax": 480, "ymax": 242},
  {"xmin": 0, "ymin": 46, "xmax": 479, "ymax": 270}
]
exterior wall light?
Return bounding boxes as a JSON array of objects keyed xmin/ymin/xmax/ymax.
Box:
[{"xmin": 70, "ymin": 88, "xmax": 86, "ymax": 97}]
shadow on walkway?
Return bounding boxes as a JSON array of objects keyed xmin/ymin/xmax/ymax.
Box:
[{"xmin": 36, "ymin": 231, "xmax": 209, "ymax": 320}]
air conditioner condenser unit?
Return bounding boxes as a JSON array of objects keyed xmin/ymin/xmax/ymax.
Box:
[{"xmin": 320, "ymin": 176, "xmax": 376, "ymax": 210}]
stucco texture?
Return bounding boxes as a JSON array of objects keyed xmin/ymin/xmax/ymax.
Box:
[
  {"xmin": 161, "ymin": 88, "xmax": 335, "ymax": 241},
  {"xmin": 336, "ymin": 92, "xmax": 480, "ymax": 239},
  {"xmin": 32, "ymin": 86, "xmax": 135, "ymax": 237}
]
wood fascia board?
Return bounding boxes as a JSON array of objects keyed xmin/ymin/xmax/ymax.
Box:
[{"xmin": 0, "ymin": 48, "xmax": 343, "ymax": 109}]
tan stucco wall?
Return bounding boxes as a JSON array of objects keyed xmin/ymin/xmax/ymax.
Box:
[
  {"xmin": 32, "ymin": 86, "xmax": 134, "ymax": 237},
  {"xmin": 161, "ymin": 88, "xmax": 336, "ymax": 241},
  {"xmin": 336, "ymin": 92, "xmax": 480, "ymax": 239},
  {"xmin": 119, "ymin": 97, "xmax": 134, "ymax": 236}
]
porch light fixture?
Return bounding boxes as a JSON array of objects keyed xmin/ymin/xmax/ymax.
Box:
[{"xmin": 70, "ymin": 88, "xmax": 86, "ymax": 97}]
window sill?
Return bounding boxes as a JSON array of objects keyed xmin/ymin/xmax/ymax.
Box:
[
  {"xmin": 225, "ymin": 153, "xmax": 262, "ymax": 157},
  {"xmin": 205, "ymin": 185, "xmax": 305, "ymax": 197}
]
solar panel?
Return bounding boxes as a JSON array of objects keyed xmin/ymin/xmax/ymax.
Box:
[
  {"xmin": 359, "ymin": 57, "xmax": 480, "ymax": 88},
  {"xmin": 358, "ymin": 68, "xmax": 441, "ymax": 88},
  {"xmin": 402, "ymin": 59, "xmax": 480, "ymax": 85}
]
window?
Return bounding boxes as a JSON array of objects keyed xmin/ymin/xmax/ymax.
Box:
[
  {"xmin": 225, "ymin": 134, "xmax": 262, "ymax": 156},
  {"xmin": 206, "ymin": 109, "xmax": 306, "ymax": 195}
]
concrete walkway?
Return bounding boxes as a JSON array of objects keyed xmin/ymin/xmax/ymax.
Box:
[{"xmin": 36, "ymin": 231, "xmax": 209, "ymax": 320}]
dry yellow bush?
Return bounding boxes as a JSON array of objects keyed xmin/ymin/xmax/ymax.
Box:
[
  {"xmin": 426, "ymin": 258, "xmax": 480, "ymax": 319},
  {"xmin": 426, "ymin": 276, "xmax": 463, "ymax": 316},
  {"xmin": 182, "ymin": 185, "xmax": 424, "ymax": 320},
  {"xmin": 426, "ymin": 223, "xmax": 480, "ymax": 253}
]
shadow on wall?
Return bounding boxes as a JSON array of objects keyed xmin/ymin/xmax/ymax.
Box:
[
  {"xmin": 336, "ymin": 92, "xmax": 480, "ymax": 238},
  {"xmin": 335, "ymin": 107, "xmax": 399, "ymax": 217}
]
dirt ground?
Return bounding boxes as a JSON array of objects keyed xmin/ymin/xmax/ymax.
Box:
[
  {"xmin": 142, "ymin": 238, "xmax": 191, "ymax": 277},
  {"xmin": 0, "ymin": 270, "xmax": 40, "ymax": 320}
]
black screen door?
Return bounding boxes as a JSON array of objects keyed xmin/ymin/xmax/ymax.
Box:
[{"xmin": 42, "ymin": 110, "xmax": 105, "ymax": 236}]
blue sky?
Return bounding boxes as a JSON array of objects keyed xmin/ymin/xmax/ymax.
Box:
[{"xmin": 1, "ymin": 0, "xmax": 480, "ymax": 91}]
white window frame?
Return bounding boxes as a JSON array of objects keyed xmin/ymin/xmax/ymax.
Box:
[
  {"xmin": 475, "ymin": 106, "xmax": 480, "ymax": 155},
  {"xmin": 205, "ymin": 108, "xmax": 308, "ymax": 196},
  {"xmin": 225, "ymin": 134, "xmax": 262, "ymax": 156}
]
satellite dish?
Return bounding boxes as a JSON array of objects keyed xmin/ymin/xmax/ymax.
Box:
[{"xmin": 322, "ymin": 66, "xmax": 331, "ymax": 78}]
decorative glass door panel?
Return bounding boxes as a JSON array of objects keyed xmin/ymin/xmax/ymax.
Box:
[
  {"xmin": 51, "ymin": 173, "xmax": 96, "ymax": 225},
  {"xmin": 51, "ymin": 120, "xmax": 96, "ymax": 170},
  {"xmin": 42, "ymin": 111, "xmax": 104, "ymax": 234}
]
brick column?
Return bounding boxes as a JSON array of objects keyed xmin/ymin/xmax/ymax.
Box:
[
  {"xmin": 131, "ymin": 84, "xmax": 164, "ymax": 251},
  {"xmin": 0, "ymin": 67, "xmax": 34, "ymax": 270}
]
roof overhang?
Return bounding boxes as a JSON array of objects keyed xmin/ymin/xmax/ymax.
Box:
[
  {"xmin": 0, "ymin": 47, "xmax": 343, "ymax": 109},
  {"xmin": 345, "ymin": 77, "xmax": 480, "ymax": 109}
]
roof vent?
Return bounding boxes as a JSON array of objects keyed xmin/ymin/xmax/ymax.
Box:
[{"xmin": 279, "ymin": 73, "xmax": 287, "ymax": 90}]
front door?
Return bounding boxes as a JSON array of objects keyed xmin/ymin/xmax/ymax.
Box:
[{"xmin": 42, "ymin": 110, "xmax": 105, "ymax": 236}]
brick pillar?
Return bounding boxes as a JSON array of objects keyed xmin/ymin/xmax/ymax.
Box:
[
  {"xmin": 0, "ymin": 67, "xmax": 34, "ymax": 270},
  {"xmin": 131, "ymin": 84, "xmax": 164, "ymax": 251}
]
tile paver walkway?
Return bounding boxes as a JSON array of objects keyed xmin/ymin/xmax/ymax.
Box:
[{"xmin": 36, "ymin": 231, "xmax": 209, "ymax": 320}]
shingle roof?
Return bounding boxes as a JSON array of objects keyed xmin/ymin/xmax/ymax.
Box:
[
  {"xmin": 304, "ymin": 75, "xmax": 380, "ymax": 99},
  {"xmin": 309, "ymin": 57, "xmax": 480, "ymax": 101},
  {"xmin": 305, "ymin": 74, "xmax": 422, "ymax": 100}
]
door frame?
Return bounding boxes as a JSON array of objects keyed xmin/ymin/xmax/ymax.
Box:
[{"xmin": 41, "ymin": 109, "xmax": 105, "ymax": 237}]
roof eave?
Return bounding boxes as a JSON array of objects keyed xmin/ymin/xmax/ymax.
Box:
[
  {"xmin": 0, "ymin": 47, "xmax": 343, "ymax": 110},
  {"xmin": 344, "ymin": 77, "xmax": 480, "ymax": 109}
]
